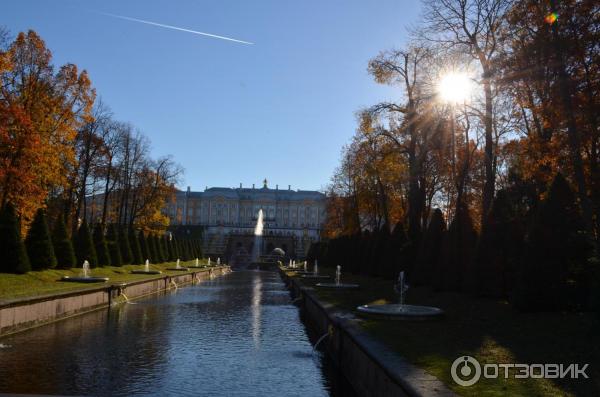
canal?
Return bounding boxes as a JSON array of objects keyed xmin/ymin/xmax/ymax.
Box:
[{"xmin": 0, "ymin": 270, "xmax": 340, "ymax": 396}]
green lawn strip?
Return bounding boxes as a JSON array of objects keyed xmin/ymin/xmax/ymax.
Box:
[
  {"xmin": 285, "ymin": 268, "xmax": 598, "ymax": 396},
  {"xmin": 0, "ymin": 260, "xmax": 214, "ymax": 302}
]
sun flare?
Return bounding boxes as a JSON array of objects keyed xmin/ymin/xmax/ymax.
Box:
[{"xmin": 438, "ymin": 72, "xmax": 472, "ymax": 104}]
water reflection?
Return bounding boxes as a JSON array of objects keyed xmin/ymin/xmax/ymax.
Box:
[
  {"xmin": 251, "ymin": 271, "xmax": 262, "ymax": 349},
  {"xmin": 0, "ymin": 271, "xmax": 332, "ymax": 397}
]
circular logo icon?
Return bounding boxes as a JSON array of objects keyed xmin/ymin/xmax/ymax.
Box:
[{"xmin": 451, "ymin": 356, "xmax": 481, "ymax": 386}]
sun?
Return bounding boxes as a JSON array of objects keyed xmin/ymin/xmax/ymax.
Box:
[{"xmin": 438, "ymin": 72, "xmax": 472, "ymax": 104}]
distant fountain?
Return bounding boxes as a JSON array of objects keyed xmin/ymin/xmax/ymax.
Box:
[
  {"xmin": 131, "ymin": 259, "xmax": 162, "ymax": 275},
  {"xmin": 82, "ymin": 260, "xmax": 91, "ymax": 278},
  {"xmin": 304, "ymin": 261, "xmax": 308, "ymax": 272},
  {"xmin": 315, "ymin": 265, "xmax": 358, "ymax": 288},
  {"xmin": 195, "ymin": 258, "xmax": 199, "ymax": 267},
  {"xmin": 313, "ymin": 263, "xmax": 319, "ymax": 275},
  {"xmin": 208, "ymin": 258, "xmax": 211, "ymax": 266},
  {"xmin": 357, "ymin": 270, "xmax": 443, "ymax": 319},
  {"xmin": 167, "ymin": 257, "xmax": 188, "ymax": 271},
  {"xmin": 217, "ymin": 257, "xmax": 221, "ymax": 266},
  {"xmin": 251, "ymin": 209, "xmax": 264, "ymax": 262},
  {"xmin": 62, "ymin": 260, "xmax": 109, "ymax": 283}
]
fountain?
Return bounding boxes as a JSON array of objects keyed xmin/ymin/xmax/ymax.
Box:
[
  {"xmin": 357, "ymin": 271, "xmax": 443, "ymax": 319},
  {"xmin": 131, "ymin": 259, "xmax": 162, "ymax": 275},
  {"xmin": 217, "ymin": 257, "xmax": 221, "ymax": 266},
  {"xmin": 301, "ymin": 260, "xmax": 329, "ymax": 279},
  {"xmin": 251, "ymin": 209, "xmax": 264, "ymax": 263},
  {"xmin": 208, "ymin": 258, "xmax": 211, "ymax": 266},
  {"xmin": 167, "ymin": 258, "xmax": 189, "ymax": 271},
  {"xmin": 316, "ymin": 265, "xmax": 359, "ymax": 289},
  {"xmin": 61, "ymin": 260, "xmax": 109, "ymax": 283}
]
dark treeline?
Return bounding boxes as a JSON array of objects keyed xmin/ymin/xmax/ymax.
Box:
[
  {"xmin": 309, "ymin": 173, "xmax": 596, "ymax": 312},
  {"xmin": 0, "ymin": 201, "xmax": 203, "ymax": 272}
]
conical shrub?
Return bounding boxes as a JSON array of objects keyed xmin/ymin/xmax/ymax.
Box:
[
  {"xmin": 93, "ymin": 224, "xmax": 111, "ymax": 267},
  {"xmin": 129, "ymin": 228, "xmax": 143, "ymax": 265},
  {"xmin": 0, "ymin": 203, "xmax": 31, "ymax": 273},
  {"xmin": 74, "ymin": 222, "xmax": 97, "ymax": 268},
  {"xmin": 25, "ymin": 208, "xmax": 57, "ymax": 270},
  {"xmin": 53, "ymin": 215, "xmax": 76, "ymax": 269},
  {"xmin": 119, "ymin": 225, "xmax": 133, "ymax": 265},
  {"xmin": 106, "ymin": 224, "xmax": 122, "ymax": 266}
]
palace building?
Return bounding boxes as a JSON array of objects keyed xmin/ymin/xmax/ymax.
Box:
[{"xmin": 166, "ymin": 179, "xmax": 326, "ymax": 261}]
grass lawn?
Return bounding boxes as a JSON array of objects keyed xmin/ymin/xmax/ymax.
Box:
[
  {"xmin": 286, "ymin": 268, "xmax": 599, "ymax": 397},
  {"xmin": 0, "ymin": 260, "xmax": 213, "ymax": 303}
]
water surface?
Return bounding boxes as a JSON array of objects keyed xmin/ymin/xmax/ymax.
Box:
[{"xmin": 0, "ymin": 271, "xmax": 334, "ymax": 396}]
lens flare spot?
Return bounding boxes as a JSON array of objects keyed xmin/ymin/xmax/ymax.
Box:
[{"xmin": 545, "ymin": 12, "xmax": 558, "ymax": 24}]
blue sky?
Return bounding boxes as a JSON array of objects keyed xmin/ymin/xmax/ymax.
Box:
[{"xmin": 2, "ymin": 0, "xmax": 420, "ymax": 191}]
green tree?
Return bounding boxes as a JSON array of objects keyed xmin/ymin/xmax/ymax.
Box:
[
  {"xmin": 25, "ymin": 208, "xmax": 57, "ymax": 270},
  {"xmin": 52, "ymin": 215, "xmax": 76, "ymax": 269},
  {"xmin": 93, "ymin": 223, "xmax": 111, "ymax": 267},
  {"xmin": 413, "ymin": 209, "xmax": 446, "ymax": 286},
  {"xmin": 0, "ymin": 203, "xmax": 31, "ymax": 273},
  {"xmin": 148, "ymin": 233, "xmax": 158, "ymax": 263},
  {"xmin": 129, "ymin": 228, "xmax": 143, "ymax": 265},
  {"xmin": 74, "ymin": 222, "xmax": 97, "ymax": 268},
  {"xmin": 119, "ymin": 225, "xmax": 133, "ymax": 265},
  {"xmin": 513, "ymin": 174, "xmax": 592, "ymax": 311},
  {"xmin": 474, "ymin": 191, "xmax": 523, "ymax": 297},
  {"xmin": 105, "ymin": 224, "xmax": 122, "ymax": 266},
  {"xmin": 138, "ymin": 231, "xmax": 150, "ymax": 263}
]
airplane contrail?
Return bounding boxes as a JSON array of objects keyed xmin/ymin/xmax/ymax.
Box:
[{"xmin": 98, "ymin": 11, "xmax": 254, "ymax": 45}]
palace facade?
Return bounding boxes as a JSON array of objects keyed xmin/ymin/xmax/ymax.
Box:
[{"xmin": 166, "ymin": 180, "xmax": 326, "ymax": 260}]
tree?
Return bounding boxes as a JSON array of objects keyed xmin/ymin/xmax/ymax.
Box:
[
  {"xmin": 474, "ymin": 191, "xmax": 522, "ymax": 297},
  {"xmin": 138, "ymin": 231, "xmax": 150, "ymax": 263},
  {"xmin": 148, "ymin": 233, "xmax": 158, "ymax": 263},
  {"xmin": 25, "ymin": 208, "xmax": 57, "ymax": 270},
  {"xmin": 0, "ymin": 30, "xmax": 94, "ymax": 226},
  {"xmin": 0, "ymin": 203, "xmax": 30, "ymax": 273},
  {"xmin": 413, "ymin": 209, "xmax": 446, "ymax": 286},
  {"xmin": 93, "ymin": 223, "xmax": 111, "ymax": 267},
  {"xmin": 118, "ymin": 225, "xmax": 132, "ymax": 264},
  {"xmin": 52, "ymin": 215, "xmax": 76, "ymax": 269},
  {"xmin": 128, "ymin": 228, "xmax": 143, "ymax": 265},
  {"xmin": 422, "ymin": 0, "xmax": 512, "ymax": 222},
  {"xmin": 440, "ymin": 203, "xmax": 477, "ymax": 291},
  {"xmin": 105, "ymin": 224, "xmax": 122, "ymax": 266},
  {"xmin": 513, "ymin": 174, "xmax": 592, "ymax": 311},
  {"xmin": 73, "ymin": 222, "xmax": 97, "ymax": 268}
]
